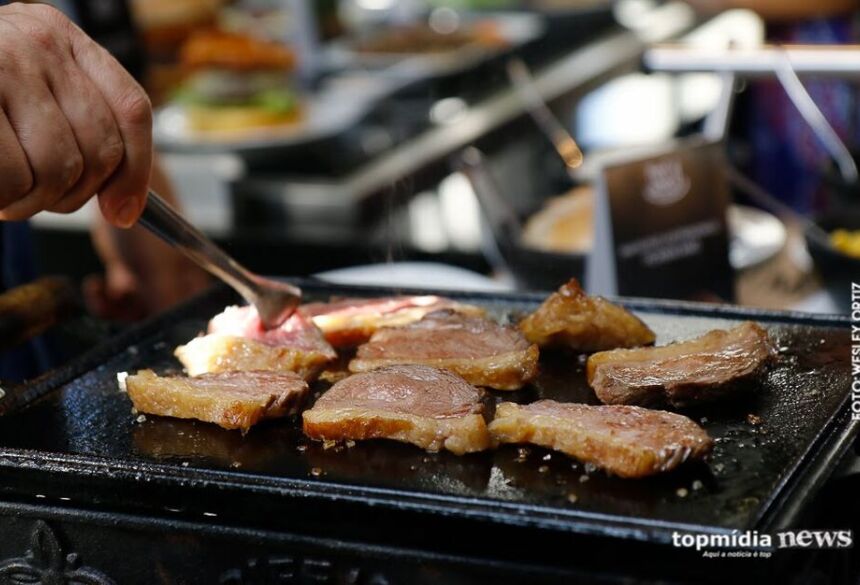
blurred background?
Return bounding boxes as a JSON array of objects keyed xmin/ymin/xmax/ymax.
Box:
[{"xmin": 16, "ymin": 0, "xmax": 860, "ymax": 374}]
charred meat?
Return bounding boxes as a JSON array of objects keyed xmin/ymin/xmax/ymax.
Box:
[
  {"xmin": 349, "ymin": 311, "xmax": 539, "ymax": 391},
  {"xmin": 124, "ymin": 369, "xmax": 308, "ymax": 432},
  {"xmin": 299, "ymin": 295, "xmax": 484, "ymax": 348},
  {"xmin": 587, "ymin": 321, "xmax": 774, "ymax": 408},
  {"xmin": 303, "ymin": 365, "xmax": 491, "ymax": 455},
  {"xmin": 175, "ymin": 305, "xmax": 336, "ymax": 380},
  {"xmin": 519, "ymin": 279, "xmax": 655, "ymax": 352},
  {"xmin": 488, "ymin": 400, "xmax": 712, "ymax": 478}
]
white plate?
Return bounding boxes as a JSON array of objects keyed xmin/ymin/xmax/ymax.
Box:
[
  {"xmin": 153, "ymin": 74, "xmax": 400, "ymax": 154},
  {"xmin": 728, "ymin": 204, "xmax": 787, "ymax": 270}
]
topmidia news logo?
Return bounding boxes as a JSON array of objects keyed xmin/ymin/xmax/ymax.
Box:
[{"xmin": 673, "ymin": 530, "xmax": 853, "ymax": 558}]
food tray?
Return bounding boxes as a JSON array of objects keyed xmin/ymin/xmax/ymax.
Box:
[{"xmin": 0, "ymin": 280, "xmax": 853, "ymax": 583}]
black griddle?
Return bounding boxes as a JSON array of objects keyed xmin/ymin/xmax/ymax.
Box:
[{"xmin": 0, "ymin": 281, "xmax": 853, "ymax": 584}]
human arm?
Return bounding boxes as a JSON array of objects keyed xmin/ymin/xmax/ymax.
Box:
[{"xmin": 84, "ymin": 156, "xmax": 210, "ymax": 320}]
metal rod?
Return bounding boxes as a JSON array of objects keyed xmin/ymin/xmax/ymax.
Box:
[
  {"xmin": 726, "ymin": 166, "xmax": 832, "ymax": 248},
  {"xmin": 647, "ymin": 43, "xmax": 859, "ymax": 186},
  {"xmin": 772, "ymin": 48, "xmax": 858, "ymax": 183},
  {"xmin": 455, "ymin": 148, "xmax": 520, "ymax": 276},
  {"xmin": 702, "ymin": 72, "xmax": 737, "ymax": 143},
  {"xmin": 506, "ymin": 58, "xmax": 584, "ymax": 170},
  {"xmin": 645, "ymin": 44, "xmax": 860, "ymax": 77}
]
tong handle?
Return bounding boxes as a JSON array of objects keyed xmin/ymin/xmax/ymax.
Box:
[{"xmin": 138, "ymin": 191, "xmax": 261, "ymax": 306}]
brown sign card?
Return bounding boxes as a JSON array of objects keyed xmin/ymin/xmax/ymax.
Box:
[{"xmin": 587, "ymin": 139, "xmax": 734, "ymax": 301}]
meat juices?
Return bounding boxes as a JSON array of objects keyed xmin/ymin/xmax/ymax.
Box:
[
  {"xmin": 125, "ymin": 370, "xmax": 309, "ymax": 432},
  {"xmin": 349, "ymin": 311, "xmax": 539, "ymax": 391},
  {"xmin": 175, "ymin": 305, "xmax": 336, "ymax": 380},
  {"xmin": 299, "ymin": 295, "xmax": 484, "ymax": 348},
  {"xmin": 519, "ymin": 279, "xmax": 655, "ymax": 352},
  {"xmin": 303, "ymin": 365, "xmax": 491, "ymax": 455},
  {"xmin": 587, "ymin": 321, "xmax": 774, "ymax": 408},
  {"xmin": 488, "ymin": 400, "xmax": 713, "ymax": 478}
]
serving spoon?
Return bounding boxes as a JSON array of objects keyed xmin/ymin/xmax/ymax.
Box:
[{"xmin": 138, "ymin": 190, "xmax": 301, "ymax": 330}]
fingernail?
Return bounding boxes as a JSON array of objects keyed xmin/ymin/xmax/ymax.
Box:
[{"xmin": 115, "ymin": 199, "xmax": 140, "ymax": 227}]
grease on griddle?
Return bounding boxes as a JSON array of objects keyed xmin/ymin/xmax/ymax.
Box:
[{"xmin": 2, "ymin": 285, "xmax": 846, "ymax": 538}]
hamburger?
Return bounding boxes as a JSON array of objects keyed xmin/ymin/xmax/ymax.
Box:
[
  {"xmin": 130, "ymin": 0, "xmax": 224, "ymax": 57},
  {"xmin": 177, "ymin": 30, "xmax": 301, "ymax": 133}
]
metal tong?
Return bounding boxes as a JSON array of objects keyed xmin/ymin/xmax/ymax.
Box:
[{"xmin": 138, "ymin": 191, "xmax": 301, "ymax": 330}]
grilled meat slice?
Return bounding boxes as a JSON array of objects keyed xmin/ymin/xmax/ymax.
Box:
[
  {"xmin": 519, "ymin": 279, "xmax": 655, "ymax": 352},
  {"xmin": 349, "ymin": 311, "xmax": 539, "ymax": 391},
  {"xmin": 488, "ymin": 400, "xmax": 712, "ymax": 478},
  {"xmin": 299, "ymin": 295, "xmax": 484, "ymax": 348},
  {"xmin": 175, "ymin": 305, "xmax": 336, "ymax": 380},
  {"xmin": 175, "ymin": 335, "xmax": 332, "ymax": 381},
  {"xmin": 303, "ymin": 365, "xmax": 491, "ymax": 455},
  {"xmin": 124, "ymin": 369, "xmax": 308, "ymax": 432},
  {"xmin": 587, "ymin": 321, "xmax": 774, "ymax": 408}
]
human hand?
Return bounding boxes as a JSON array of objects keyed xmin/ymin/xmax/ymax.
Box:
[{"xmin": 0, "ymin": 2, "xmax": 152, "ymax": 228}]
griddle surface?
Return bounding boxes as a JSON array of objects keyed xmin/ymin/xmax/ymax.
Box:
[{"xmin": 0, "ymin": 283, "xmax": 852, "ymax": 543}]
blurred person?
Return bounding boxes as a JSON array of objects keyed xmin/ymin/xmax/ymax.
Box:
[
  {"xmin": 0, "ymin": 2, "xmax": 208, "ymax": 380},
  {"xmin": 686, "ymin": 0, "xmax": 859, "ymax": 213}
]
